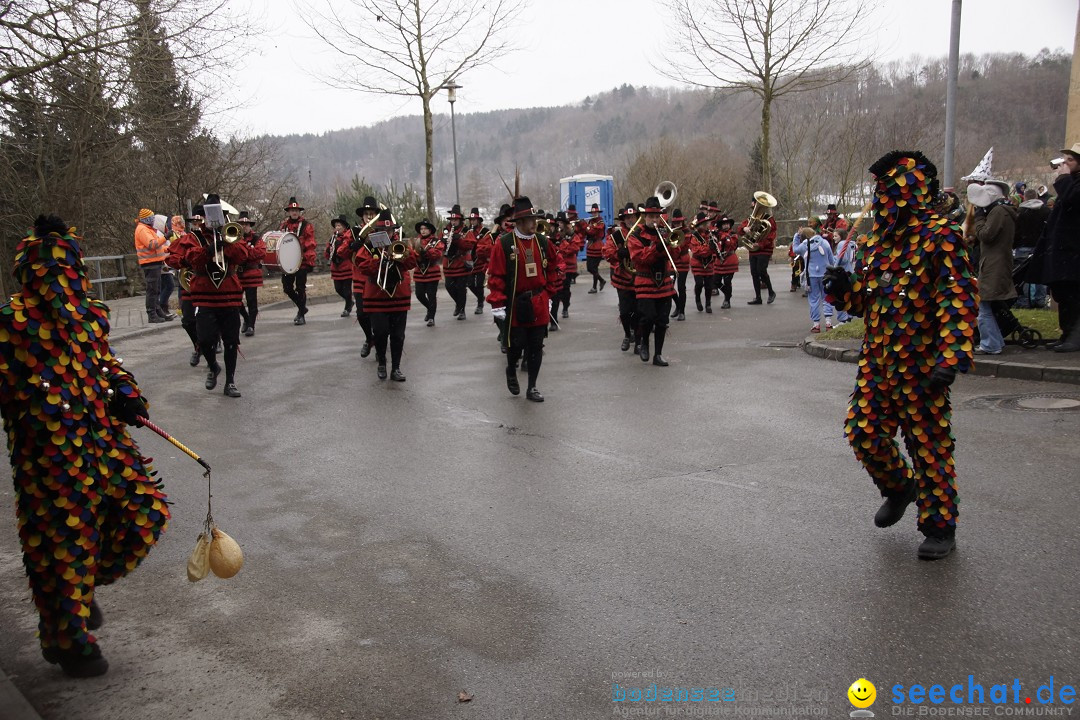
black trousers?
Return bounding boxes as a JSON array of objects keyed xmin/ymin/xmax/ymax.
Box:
[
  {"xmin": 749, "ymin": 255, "xmax": 773, "ymax": 298},
  {"xmin": 552, "ymin": 275, "xmax": 573, "ymax": 314},
  {"xmin": 333, "ymin": 279, "xmax": 353, "ymax": 311},
  {"xmin": 586, "ymin": 257, "xmax": 603, "ymax": 288},
  {"xmin": 370, "ymin": 311, "xmax": 407, "ymax": 367},
  {"xmin": 196, "ymin": 306, "xmax": 241, "ymax": 383},
  {"xmin": 415, "ymin": 280, "xmax": 439, "ymax": 320},
  {"xmin": 180, "ymin": 290, "xmax": 199, "ymax": 350},
  {"xmin": 673, "ymin": 270, "xmax": 689, "ymax": 314},
  {"xmin": 637, "ymin": 296, "xmax": 672, "ymax": 354},
  {"xmin": 445, "ymin": 276, "xmax": 468, "ymax": 315},
  {"xmin": 617, "ymin": 288, "xmax": 638, "ymax": 340},
  {"xmin": 716, "ymin": 273, "xmax": 733, "ymax": 301},
  {"xmin": 283, "ymin": 269, "xmax": 309, "ymax": 314},
  {"xmin": 239, "ymin": 287, "xmax": 259, "ymax": 327},
  {"xmin": 507, "ymin": 325, "xmax": 547, "ymax": 390},
  {"xmin": 142, "ymin": 262, "xmax": 162, "ymax": 314},
  {"xmin": 354, "ymin": 292, "xmax": 373, "ymax": 342},
  {"xmin": 466, "ymin": 273, "xmax": 485, "ymax": 305},
  {"xmin": 1050, "ymin": 281, "xmax": 1080, "ymax": 339},
  {"xmin": 693, "ymin": 274, "xmax": 714, "ymax": 308}
]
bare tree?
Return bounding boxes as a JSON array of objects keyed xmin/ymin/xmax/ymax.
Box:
[
  {"xmin": 661, "ymin": 0, "xmax": 874, "ymax": 193},
  {"xmin": 299, "ymin": 0, "xmax": 522, "ymax": 219}
]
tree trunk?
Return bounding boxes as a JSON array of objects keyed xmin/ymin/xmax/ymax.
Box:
[
  {"xmin": 760, "ymin": 96, "xmax": 772, "ymax": 194},
  {"xmin": 422, "ymin": 94, "xmax": 435, "ymax": 220}
]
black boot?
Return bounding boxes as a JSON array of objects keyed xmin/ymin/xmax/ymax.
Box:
[
  {"xmin": 874, "ymin": 487, "xmax": 916, "ymax": 528},
  {"xmin": 241, "ymin": 321, "xmax": 251, "ymax": 334},
  {"xmin": 747, "ymin": 297, "xmax": 762, "ymax": 305},
  {"xmin": 721, "ymin": 300, "xmax": 731, "ymax": 309},
  {"xmin": 653, "ymin": 327, "xmax": 668, "ymax": 366},
  {"xmin": 43, "ymin": 643, "xmax": 109, "ymax": 678},
  {"xmin": 526, "ymin": 386, "xmax": 544, "ymax": 402},
  {"xmin": 918, "ymin": 528, "xmax": 957, "ymax": 560},
  {"xmin": 205, "ymin": 363, "xmax": 221, "ymax": 390},
  {"xmin": 599, "ymin": 277, "xmax": 606, "ymax": 291},
  {"xmin": 244, "ymin": 324, "xmax": 255, "ymax": 337},
  {"xmin": 377, "ymin": 363, "xmax": 388, "ymax": 380},
  {"xmin": 360, "ymin": 341, "xmax": 372, "ymax": 358},
  {"xmin": 390, "ymin": 368, "xmax": 406, "ymax": 382},
  {"xmin": 505, "ymin": 366, "xmax": 520, "ymax": 395},
  {"xmin": 696, "ymin": 297, "xmax": 704, "ymax": 312},
  {"xmin": 638, "ymin": 337, "xmax": 650, "ymax": 362},
  {"xmin": 223, "ymin": 383, "xmax": 241, "ymax": 398},
  {"xmin": 189, "ymin": 350, "xmax": 201, "ymax": 367},
  {"xmin": 621, "ymin": 336, "xmax": 632, "ymax": 351}
]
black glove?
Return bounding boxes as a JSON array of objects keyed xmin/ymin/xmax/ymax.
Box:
[
  {"xmin": 110, "ymin": 392, "xmax": 149, "ymax": 426},
  {"xmin": 822, "ymin": 265, "xmax": 852, "ymax": 298},
  {"xmin": 928, "ymin": 365, "xmax": 957, "ymax": 390},
  {"xmin": 617, "ymin": 247, "xmax": 631, "ymax": 260}
]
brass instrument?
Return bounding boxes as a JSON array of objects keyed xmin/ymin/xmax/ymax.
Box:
[
  {"xmin": 179, "ymin": 269, "xmax": 194, "ymax": 291},
  {"xmin": 740, "ymin": 191, "xmax": 778, "ymax": 250},
  {"xmin": 375, "ymin": 223, "xmax": 409, "ymax": 296},
  {"xmin": 215, "ymin": 221, "xmax": 241, "ymax": 271},
  {"xmin": 535, "ymin": 218, "xmax": 551, "ymax": 236},
  {"xmin": 653, "ymin": 181, "xmax": 681, "ymax": 273}
]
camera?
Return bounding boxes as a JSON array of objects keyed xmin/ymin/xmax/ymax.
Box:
[{"xmin": 1050, "ymin": 157, "xmax": 1065, "ymax": 170}]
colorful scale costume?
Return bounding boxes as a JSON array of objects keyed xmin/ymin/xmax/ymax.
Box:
[
  {"xmin": 0, "ymin": 217, "xmax": 169, "ymax": 660},
  {"xmin": 827, "ymin": 152, "xmax": 978, "ymax": 538}
]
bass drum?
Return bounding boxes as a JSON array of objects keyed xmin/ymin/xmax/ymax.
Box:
[{"xmin": 262, "ymin": 231, "xmax": 303, "ymax": 274}]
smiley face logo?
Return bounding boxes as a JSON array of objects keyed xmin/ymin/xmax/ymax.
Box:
[{"xmin": 848, "ymin": 678, "xmax": 876, "ymax": 708}]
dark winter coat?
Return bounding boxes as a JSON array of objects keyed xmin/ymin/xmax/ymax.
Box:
[
  {"xmin": 1027, "ymin": 171, "xmax": 1080, "ymax": 286},
  {"xmin": 973, "ymin": 201, "xmax": 1017, "ymax": 301},
  {"xmin": 1014, "ymin": 199, "xmax": 1050, "ymax": 249}
]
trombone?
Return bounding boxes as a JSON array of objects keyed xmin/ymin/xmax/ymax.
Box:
[{"xmin": 653, "ymin": 181, "xmax": 683, "ymax": 273}]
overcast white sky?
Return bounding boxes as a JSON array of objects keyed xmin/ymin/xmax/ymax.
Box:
[{"xmin": 218, "ymin": 0, "xmax": 1077, "ymax": 138}]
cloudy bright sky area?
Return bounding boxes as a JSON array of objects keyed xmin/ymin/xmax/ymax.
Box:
[{"xmin": 220, "ymin": 0, "xmax": 1077, "ymax": 138}]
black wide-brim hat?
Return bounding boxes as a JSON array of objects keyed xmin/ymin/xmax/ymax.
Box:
[
  {"xmin": 236, "ymin": 211, "xmax": 256, "ymax": 225},
  {"xmin": 694, "ymin": 212, "xmax": 710, "ymax": 227},
  {"xmin": 331, "ymin": 214, "xmax": 349, "ymax": 228},
  {"xmin": 494, "ymin": 203, "xmax": 513, "ymax": 224},
  {"xmin": 639, "ymin": 196, "xmax": 664, "ymax": 214},
  {"xmin": 187, "ymin": 204, "xmax": 205, "ymax": 220},
  {"xmin": 510, "ymin": 196, "xmax": 542, "ymax": 221},
  {"xmin": 284, "ymin": 196, "xmax": 304, "ymax": 211},
  {"xmin": 375, "ymin": 208, "xmax": 400, "ymax": 229},
  {"xmin": 447, "ymin": 204, "xmax": 464, "ymax": 220},
  {"xmin": 415, "ymin": 219, "xmax": 437, "ymax": 235},
  {"xmin": 356, "ymin": 196, "xmax": 380, "ymax": 217}
]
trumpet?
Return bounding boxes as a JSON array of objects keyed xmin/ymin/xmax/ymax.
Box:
[
  {"xmin": 216, "ymin": 221, "xmax": 241, "ymax": 273},
  {"xmin": 536, "ymin": 218, "xmax": 551, "ymax": 236},
  {"xmin": 375, "ymin": 238, "xmax": 409, "ymax": 296}
]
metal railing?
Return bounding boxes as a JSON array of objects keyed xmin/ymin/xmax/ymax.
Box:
[{"xmin": 83, "ymin": 254, "xmax": 131, "ymax": 300}]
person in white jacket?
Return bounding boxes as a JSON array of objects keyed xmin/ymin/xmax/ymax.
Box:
[{"xmin": 792, "ymin": 227, "xmax": 837, "ymax": 332}]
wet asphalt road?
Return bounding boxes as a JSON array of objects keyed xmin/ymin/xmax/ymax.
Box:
[{"xmin": 1, "ymin": 273, "xmax": 1078, "ymax": 719}]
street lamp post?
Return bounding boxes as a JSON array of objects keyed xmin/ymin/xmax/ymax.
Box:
[{"xmin": 447, "ymin": 79, "xmax": 462, "ymax": 208}]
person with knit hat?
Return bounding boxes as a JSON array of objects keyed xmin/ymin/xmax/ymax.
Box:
[
  {"xmin": 824, "ymin": 150, "xmax": 977, "ymax": 560},
  {"xmin": 1, "ymin": 215, "xmax": 170, "ymax": 677},
  {"xmin": 134, "ymin": 208, "xmax": 171, "ymax": 323}
]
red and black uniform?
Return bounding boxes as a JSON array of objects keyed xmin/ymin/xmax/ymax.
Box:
[
  {"xmin": 628, "ymin": 222, "xmax": 676, "ymax": 364},
  {"xmin": 325, "ymin": 228, "xmax": 356, "ymax": 316},
  {"xmin": 585, "ymin": 217, "xmax": 607, "ymax": 291},
  {"xmin": 488, "ymin": 230, "xmax": 563, "ymax": 393},
  {"xmin": 353, "ymin": 235, "xmax": 419, "ymax": 378},
  {"xmin": 413, "ymin": 235, "xmax": 445, "ymax": 324},
  {"xmin": 348, "ymin": 234, "xmax": 374, "ymax": 348},
  {"xmin": 669, "ymin": 226, "xmax": 691, "ymax": 317},
  {"xmin": 168, "ymin": 227, "xmax": 202, "ymax": 355},
  {"xmin": 238, "ymin": 229, "xmax": 267, "ymax": 333},
  {"xmin": 465, "ymin": 226, "xmax": 490, "ymax": 313},
  {"xmin": 168, "ymin": 225, "xmax": 253, "ymax": 392},
  {"xmin": 442, "ymin": 224, "xmax": 475, "ymax": 317},
  {"xmin": 714, "ymin": 229, "xmax": 739, "ymax": 306},
  {"xmin": 603, "ymin": 222, "xmax": 638, "ymax": 349},
  {"xmin": 279, "ymin": 215, "xmax": 317, "ymax": 320},
  {"xmin": 738, "ymin": 215, "xmax": 777, "ymax": 303},
  {"xmin": 551, "ymin": 229, "xmax": 581, "ymax": 320},
  {"xmin": 690, "ymin": 229, "xmax": 717, "ymax": 311}
]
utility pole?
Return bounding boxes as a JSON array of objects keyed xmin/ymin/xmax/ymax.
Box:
[
  {"xmin": 943, "ymin": 0, "xmax": 961, "ymax": 188},
  {"xmin": 1066, "ymin": 2, "xmax": 1080, "ymax": 145}
]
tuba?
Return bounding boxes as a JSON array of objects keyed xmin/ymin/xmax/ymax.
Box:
[{"xmin": 740, "ymin": 191, "xmax": 778, "ymax": 250}]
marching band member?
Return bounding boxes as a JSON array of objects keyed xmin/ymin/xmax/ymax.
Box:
[
  {"xmin": 738, "ymin": 197, "xmax": 778, "ymax": 305},
  {"xmin": 279, "ymin": 197, "xmax": 317, "ymax": 325},
  {"xmin": 352, "ymin": 210, "xmax": 419, "ymax": 381},
  {"xmin": 351, "ymin": 196, "xmax": 380, "ymax": 357},
  {"xmin": 412, "ymin": 219, "xmax": 444, "ymax": 327},
  {"xmin": 667, "ymin": 208, "xmax": 691, "ymax": 321},
  {"xmin": 170, "ymin": 194, "xmax": 253, "ymax": 397},
  {"xmin": 235, "ymin": 211, "xmax": 267, "ymax": 337},
  {"xmin": 172, "ymin": 205, "xmax": 204, "ymax": 365},
  {"xmin": 488, "ymin": 196, "xmax": 563, "ymax": 402},
  {"xmin": 628, "ymin": 196, "xmax": 676, "ymax": 366},
  {"xmin": 326, "ymin": 214, "xmax": 355, "ymax": 317},
  {"xmin": 1, "ymin": 215, "xmax": 169, "ymax": 677},
  {"xmin": 552, "ymin": 211, "xmax": 581, "ymax": 322},
  {"xmin": 465, "ymin": 208, "xmax": 489, "ymax": 314},
  {"xmin": 442, "ymin": 204, "xmax": 475, "ymax": 320},
  {"xmin": 689, "ymin": 211, "xmax": 717, "ymax": 313},
  {"xmin": 604, "ymin": 204, "xmax": 640, "ymax": 352},
  {"xmin": 490, "ymin": 203, "xmax": 515, "ymax": 349},
  {"xmin": 584, "ymin": 203, "xmax": 607, "ymax": 293},
  {"xmin": 714, "ymin": 215, "xmax": 739, "ymax": 309}
]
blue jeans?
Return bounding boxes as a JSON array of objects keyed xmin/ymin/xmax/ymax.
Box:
[
  {"xmin": 977, "ymin": 300, "xmax": 1004, "ymax": 353},
  {"xmin": 807, "ymin": 277, "xmax": 835, "ymax": 324}
]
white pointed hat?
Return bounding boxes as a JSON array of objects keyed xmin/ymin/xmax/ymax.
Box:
[{"xmin": 961, "ymin": 147, "xmax": 993, "ymax": 183}]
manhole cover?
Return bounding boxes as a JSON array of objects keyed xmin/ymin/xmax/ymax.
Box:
[{"xmin": 966, "ymin": 393, "xmax": 1080, "ymax": 412}]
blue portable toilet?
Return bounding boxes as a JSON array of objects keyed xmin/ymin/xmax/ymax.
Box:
[{"xmin": 560, "ymin": 174, "xmax": 614, "ymax": 260}]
